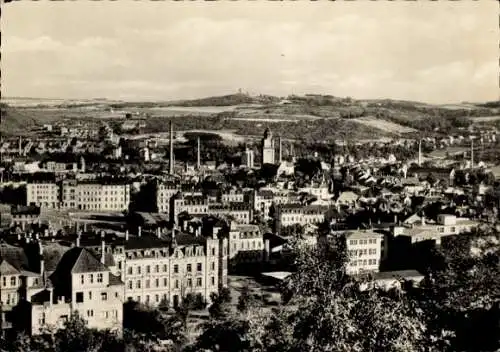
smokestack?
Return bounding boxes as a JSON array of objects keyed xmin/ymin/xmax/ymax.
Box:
[
  {"xmin": 101, "ymin": 238, "xmax": 106, "ymax": 264},
  {"xmin": 169, "ymin": 121, "xmax": 174, "ymax": 174},
  {"xmin": 197, "ymin": 137, "xmax": 201, "ymax": 169},
  {"xmin": 418, "ymin": 139, "xmax": 422, "ymax": 166},
  {"xmin": 471, "ymin": 138, "xmax": 474, "ymax": 169},
  {"xmin": 278, "ymin": 137, "xmax": 282, "ymax": 164}
]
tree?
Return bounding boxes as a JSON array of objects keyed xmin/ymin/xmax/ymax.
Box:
[
  {"xmin": 208, "ymin": 288, "xmax": 232, "ymax": 320},
  {"xmin": 237, "ymin": 284, "xmax": 256, "ymax": 313}
]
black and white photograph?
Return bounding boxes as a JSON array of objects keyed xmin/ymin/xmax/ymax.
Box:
[{"xmin": 0, "ymin": 1, "xmax": 499, "ymax": 351}]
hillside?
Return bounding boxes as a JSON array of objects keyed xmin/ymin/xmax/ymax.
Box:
[
  {"xmin": 0, "ymin": 104, "xmax": 42, "ymax": 136},
  {"xmin": 173, "ymin": 93, "xmax": 279, "ymax": 107}
]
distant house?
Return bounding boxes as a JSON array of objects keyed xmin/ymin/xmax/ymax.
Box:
[{"xmin": 335, "ymin": 191, "xmax": 359, "ymax": 206}]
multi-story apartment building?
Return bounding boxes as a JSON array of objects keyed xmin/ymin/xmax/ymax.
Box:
[
  {"xmin": 252, "ymin": 189, "xmax": 274, "ymax": 219},
  {"xmin": 345, "ymin": 230, "xmax": 384, "ymax": 275},
  {"xmin": 227, "ymin": 223, "xmax": 265, "ymax": 270},
  {"xmin": 220, "ymin": 188, "xmax": 245, "ymax": 203},
  {"xmin": 83, "ymin": 229, "xmax": 228, "ymax": 309},
  {"xmin": 61, "ymin": 179, "xmax": 130, "ymax": 211},
  {"xmin": 0, "ymin": 240, "xmax": 124, "ymax": 335},
  {"xmin": 155, "ymin": 181, "xmax": 179, "ymax": 214},
  {"xmin": 393, "ymin": 214, "xmax": 479, "ymax": 245},
  {"xmin": 170, "ymin": 193, "xmax": 209, "ymax": 224},
  {"xmin": 274, "ymin": 204, "xmax": 328, "ymax": 232},
  {"xmin": 209, "ymin": 203, "xmax": 252, "ymax": 224},
  {"xmin": 26, "ymin": 182, "xmax": 60, "ymax": 209}
]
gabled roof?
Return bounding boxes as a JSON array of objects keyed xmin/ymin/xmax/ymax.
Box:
[
  {"xmin": 0, "ymin": 242, "xmax": 30, "ymax": 272},
  {"xmin": 0, "ymin": 259, "xmax": 21, "ymax": 275},
  {"xmin": 55, "ymin": 247, "xmax": 109, "ymax": 274}
]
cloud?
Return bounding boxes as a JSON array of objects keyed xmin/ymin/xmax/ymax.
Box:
[{"xmin": 1, "ymin": 1, "xmax": 498, "ymax": 103}]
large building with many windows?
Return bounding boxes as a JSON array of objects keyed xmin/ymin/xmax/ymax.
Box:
[
  {"xmin": 345, "ymin": 230, "xmax": 384, "ymax": 275},
  {"xmin": 61, "ymin": 179, "xmax": 130, "ymax": 211},
  {"xmin": 26, "ymin": 182, "xmax": 60, "ymax": 209}
]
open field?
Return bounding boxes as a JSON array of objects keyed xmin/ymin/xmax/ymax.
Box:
[
  {"xmin": 353, "ymin": 117, "xmax": 417, "ymax": 134},
  {"xmin": 470, "ymin": 115, "xmax": 500, "ymax": 122}
]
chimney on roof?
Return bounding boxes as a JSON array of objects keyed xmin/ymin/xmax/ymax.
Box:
[
  {"xmin": 76, "ymin": 232, "xmax": 81, "ymax": 247},
  {"xmin": 394, "ymin": 214, "xmax": 398, "ymax": 224},
  {"xmin": 125, "ymin": 229, "xmax": 129, "ymax": 241},
  {"xmin": 101, "ymin": 238, "xmax": 106, "ymax": 264},
  {"xmin": 39, "ymin": 241, "xmax": 45, "ymax": 276}
]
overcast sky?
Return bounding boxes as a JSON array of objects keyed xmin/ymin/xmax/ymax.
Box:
[{"xmin": 2, "ymin": 2, "xmax": 498, "ymax": 103}]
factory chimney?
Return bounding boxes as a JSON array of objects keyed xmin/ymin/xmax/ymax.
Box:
[
  {"xmin": 169, "ymin": 121, "xmax": 174, "ymax": 174},
  {"xmin": 470, "ymin": 138, "xmax": 474, "ymax": 169},
  {"xmin": 418, "ymin": 139, "xmax": 422, "ymax": 166},
  {"xmin": 278, "ymin": 136, "xmax": 282, "ymax": 164},
  {"xmin": 197, "ymin": 137, "xmax": 201, "ymax": 169}
]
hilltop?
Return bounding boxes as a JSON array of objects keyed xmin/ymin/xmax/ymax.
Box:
[{"xmin": 1, "ymin": 94, "xmax": 499, "ymax": 141}]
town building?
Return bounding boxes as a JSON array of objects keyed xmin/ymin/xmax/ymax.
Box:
[
  {"xmin": 345, "ymin": 230, "xmax": 384, "ymax": 275},
  {"xmin": 26, "ymin": 181, "xmax": 60, "ymax": 209}
]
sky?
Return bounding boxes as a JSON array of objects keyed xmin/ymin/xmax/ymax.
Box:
[{"xmin": 2, "ymin": 2, "xmax": 498, "ymax": 104}]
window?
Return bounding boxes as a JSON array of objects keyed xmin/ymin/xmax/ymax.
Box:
[
  {"xmin": 146, "ymin": 280, "xmax": 150, "ymax": 288},
  {"xmin": 155, "ymin": 265, "xmax": 159, "ymax": 273},
  {"xmin": 211, "ymin": 262, "xmax": 216, "ymax": 271},
  {"xmin": 146, "ymin": 295, "xmax": 150, "ymax": 303},
  {"xmin": 137, "ymin": 266, "xmax": 141, "ymax": 275},
  {"xmin": 187, "ymin": 264, "xmax": 192, "ymax": 272},
  {"xmin": 137, "ymin": 296, "xmax": 141, "ymax": 302},
  {"xmin": 97, "ymin": 273, "xmax": 103, "ymax": 283},
  {"xmin": 163, "ymin": 264, "xmax": 167, "ymax": 272},
  {"xmin": 136, "ymin": 280, "xmax": 141, "ymax": 289},
  {"xmin": 10, "ymin": 276, "xmax": 16, "ymax": 287},
  {"xmin": 128, "ymin": 281, "xmax": 132, "ymax": 289},
  {"xmin": 197, "ymin": 263, "xmax": 202, "ymax": 272},
  {"xmin": 87, "ymin": 310, "xmax": 94, "ymax": 317},
  {"xmin": 175, "ymin": 280, "xmax": 179, "ymax": 289},
  {"xmin": 76, "ymin": 292, "xmax": 84, "ymax": 303},
  {"xmin": 187, "ymin": 279, "xmax": 192, "ymax": 287},
  {"xmin": 90, "ymin": 274, "xmax": 94, "ymax": 284},
  {"xmin": 80, "ymin": 275, "xmax": 85, "ymax": 284},
  {"xmin": 146, "ymin": 265, "xmax": 150, "ymax": 274},
  {"xmin": 89, "ymin": 291, "xmax": 92, "ymax": 300},
  {"xmin": 196, "ymin": 278, "xmax": 202, "ymax": 287},
  {"xmin": 101, "ymin": 292, "xmax": 108, "ymax": 301},
  {"xmin": 163, "ymin": 278, "xmax": 168, "ymax": 287},
  {"xmin": 155, "ymin": 294, "xmax": 159, "ymax": 303},
  {"xmin": 211, "ymin": 276, "xmax": 215, "ymax": 286},
  {"xmin": 350, "ymin": 240, "xmax": 358, "ymax": 245},
  {"xmin": 128, "ymin": 267, "xmax": 133, "ymax": 275},
  {"xmin": 155, "ymin": 279, "xmax": 159, "ymax": 287},
  {"xmin": 212, "ymin": 248, "xmax": 216, "ymax": 256},
  {"xmin": 39, "ymin": 313, "xmax": 46, "ymax": 326},
  {"xmin": 174, "ymin": 265, "xmax": 179, "ymax": 274}
]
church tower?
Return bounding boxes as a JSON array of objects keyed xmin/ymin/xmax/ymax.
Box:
[{"xmin": 261, "ymin": 128, "xmax": 275, "ymax": 165}]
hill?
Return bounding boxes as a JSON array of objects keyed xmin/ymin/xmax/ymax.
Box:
[
  {"xmin": 173, "ymin": 93, "xmax": 279, "ymax": 107},
  {"xmin": 0, "ymin": 103, "xmax": 42, "ymax": 136}
]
